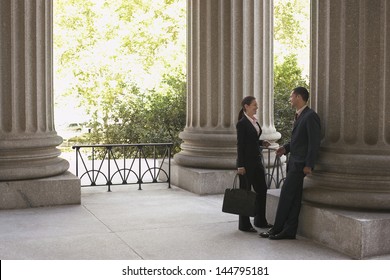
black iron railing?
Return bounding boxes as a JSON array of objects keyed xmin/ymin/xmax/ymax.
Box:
[
  {"xmin": 261, "ymin": 147, "xmax": 287, "ymax": 189},
  {"xmin": 72, "ymin": 143, "xmax": 172, "ymax": 191}
]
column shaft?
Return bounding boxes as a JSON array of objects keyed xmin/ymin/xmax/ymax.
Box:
[
  {"xmin": 306, "ymin": 0, "xmax": 390, "ymax": 209},
  {"xmin": 175, "ymin": 0, "xmax": 279, "ymax": 169},
  {"xmin": 0, "ymin": 0, "xmax": 69, "ymax": 180}
]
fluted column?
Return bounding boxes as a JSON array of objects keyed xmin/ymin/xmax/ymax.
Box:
[
  {"xmin": 0, "ymin": 0, "xmax": 69, "ymax": 181},
  {"xmin": 305, "ymin": 0, "xmax": 390, "ymax": 210},
  {"xmin": 174, "ymin": 0, "xmax": 280, "ymax": 169}
]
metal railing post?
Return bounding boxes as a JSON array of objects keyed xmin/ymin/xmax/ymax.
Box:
[
  {"xmin": 107, "ymin": 146, "xmax": 112, "ymax": 192},
  {"xmin": 138, "ymin": 145, "xmax": 142, "ymax": 190},
  {"xmin": 168, "ymin": 144, "xmax": 171, "ymax": 188},
  {"xmin": 261, "ymin": 146, "xmax": 287, "ymax": 189}
]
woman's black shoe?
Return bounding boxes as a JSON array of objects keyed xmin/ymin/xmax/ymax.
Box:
[{"xmin": 240, "ymin": 227, "xmax": 257, "ymax": 233}]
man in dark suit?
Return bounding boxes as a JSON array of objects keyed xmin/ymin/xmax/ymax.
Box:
[{"xmin": 260, "ymin": 87, "xmax": 321, "ymax": 240}]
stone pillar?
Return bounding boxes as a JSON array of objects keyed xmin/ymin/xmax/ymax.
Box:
[
  {"xmin": 305, "ymin": 0, "xmax": 390, "ymax": 210},
  {"xmin": 279, "ymin": 0, "xmax": 390, "ymax": 258},
  {"xmin": 0, "ymin": 0, "xmax": 80, "ymax": 209},
  {"xmin": 174, "ymin": 0, "xmax": 279, "ymax": 171},
  {"xmin": 170, "ymin": 0, "xmax": 279, "ymax": 194}
]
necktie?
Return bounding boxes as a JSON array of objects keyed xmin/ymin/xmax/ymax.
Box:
[{"xmin": 293, "ymin": 113, "xmax": 299, "ymax": 127}]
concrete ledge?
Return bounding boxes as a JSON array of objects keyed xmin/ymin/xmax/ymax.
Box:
[
  {"xmin": 267, "ymin": 189, "xmax": 390, "ymax": 259},
  {"xmin": 0, "ymin": 171, "xmax": 81, "ymax": 210},
  {"xmin": 165, "ymin": 160, "xmax": 236, "ymax": 195}
]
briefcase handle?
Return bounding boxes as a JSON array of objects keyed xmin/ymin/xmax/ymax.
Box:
[{"xmin": 233, "ymin": 174, "xmax": 251, "ymax": 191}]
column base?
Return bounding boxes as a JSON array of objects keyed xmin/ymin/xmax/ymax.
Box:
[
  {"xmin": 166, "ymin": 160, "xmax": 236, "ymax": 194},
  {"xmin": 0, "ymin": 171, "xmax": 81, "ymax": 210},
  {"xmin": 266, "ymin": 189, "xmax": 390, "ymax": 259}
]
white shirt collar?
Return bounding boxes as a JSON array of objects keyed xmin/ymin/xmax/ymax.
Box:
[
  {"xmin": 296, "ymin": 105, "xmax": 308, "ymax": 117},
  {"xmin": 244, "ymin": 112, "xmax": 257, "ymax": 122}
]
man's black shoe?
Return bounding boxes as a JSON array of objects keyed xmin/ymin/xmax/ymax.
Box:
[
  {"xmin": 268, "ymin": 232, "xmax": 296, "ymax": 240},
  {"xmin": 259, "ymin": 231, "xmax": 270, "ymax": 238},
  {"xmin": 259, "ymin": 228, "xmax": 277, "ymax": 238}
]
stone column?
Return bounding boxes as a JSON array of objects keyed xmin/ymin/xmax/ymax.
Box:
[
  {"xmin": 306, "ymin": 0, "xmax": 390, "ymax": 210},
  {"xmin": 0, "ymin": 0, "xmax": 80, "ymax": 209},
  {"xmin": 174, "ymin": 0, "xmax": 279, "ymax": 171}
]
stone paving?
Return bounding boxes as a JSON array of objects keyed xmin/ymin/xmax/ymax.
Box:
[{"xmin": 0, "ymin": 183, "xmax": 353, "ymax": 260}]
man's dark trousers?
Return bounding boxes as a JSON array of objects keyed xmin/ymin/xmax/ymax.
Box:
[{"xmin": 272, "ymin": 157, "xmax": 306, "ymax": 237}]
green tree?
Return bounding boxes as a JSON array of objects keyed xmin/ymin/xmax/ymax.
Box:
[
  {"xmin": 273, "ymin": 0, "xmax": 309, "ymax": 143},
  {"xmin": 274, "ymin": 0, "xmax": 308, "ymax": 50},
  {"xmin": 83, "ymin": 70, "xmax": 186, "ymax": 154},
  {"xmin": 54, "ymin": 0, "xmax": 309, "ymax": 153},
  {"xmin": 54, "ymin": 0, "xmax": 186, "ymax": 154},
  {"xmin": 274, "ymin": 54, "xmax": 309, "ymax": 143}
]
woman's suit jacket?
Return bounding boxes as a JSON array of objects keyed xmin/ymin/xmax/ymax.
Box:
[{"xmin": 236, "ymin": 116, "xmax": 265, "ymax": 169}]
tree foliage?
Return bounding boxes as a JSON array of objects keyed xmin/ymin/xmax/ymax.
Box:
[
  {"xmin": 273, "ymin": 0, "xmax": 309, "ymax": 143},
  {"xmin": 274, "ymin": 0, "xmax": 308, "ymax": 50},
  {"xmin": 54, "ymin": 0, "xmax": 186, "ymax": 154},
  {"xmin": 54, "ymin": 0, "xmax": 309, "ymax": 153},
  {"xmin": 274, "ymin": 54, "xmax": 309, "ymax": 143}
]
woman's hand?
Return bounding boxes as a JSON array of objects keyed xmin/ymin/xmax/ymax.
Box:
[{"xmin": 237, "ymin": 167, "xmax": 246, "ymax": 175}]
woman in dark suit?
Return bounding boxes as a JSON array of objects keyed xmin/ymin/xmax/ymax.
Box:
[{"xmin": 236, "ymin": 96, "xmax": 273, "ymax": 232}]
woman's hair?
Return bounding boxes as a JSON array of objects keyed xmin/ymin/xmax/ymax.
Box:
[{"xmin": 238, "ymin": 96, "xmax": 256, "ymax": 121}]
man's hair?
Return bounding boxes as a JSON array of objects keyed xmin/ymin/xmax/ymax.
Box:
[{"xmin": 293, "ymin": 87, "xmax": 309, "ymax": 102}]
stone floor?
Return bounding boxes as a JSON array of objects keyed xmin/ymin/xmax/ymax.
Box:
[{"xmin": 0, "ymin": 183, "xmax": 371, "ymax": 260}]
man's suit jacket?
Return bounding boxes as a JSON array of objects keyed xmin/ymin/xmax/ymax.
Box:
[
  {"xmin": 284, "ymin": 106, "xmax": 321, "ymax": 170},
  {"xmin": 236, "ymin": 116, "xmax": 265, "ymax": 168}
]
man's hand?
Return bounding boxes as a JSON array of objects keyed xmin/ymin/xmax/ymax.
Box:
[
  {"xmin": 303, "ymin": 167, "xmax": 312, "ymax": 175},
  {"xmin": 276, "ymin": 147, "xmax": 286, "ymax": 157}
]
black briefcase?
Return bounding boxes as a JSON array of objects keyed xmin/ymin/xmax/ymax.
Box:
[{"xmin": 222, "ymin": 174, "xmax": 257, "ymax": 217}]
